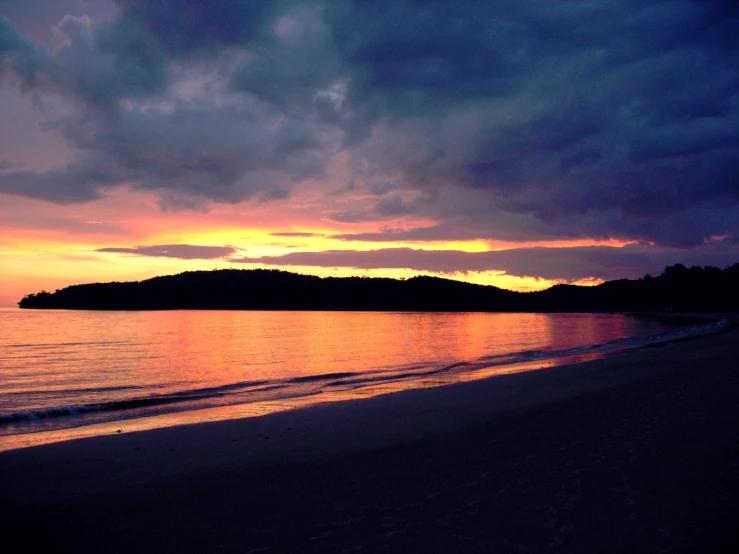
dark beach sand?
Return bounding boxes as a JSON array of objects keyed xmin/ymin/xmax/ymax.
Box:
[{"xmin": 2, "ymin": 323, "xmax": 738, "ymax": 553}]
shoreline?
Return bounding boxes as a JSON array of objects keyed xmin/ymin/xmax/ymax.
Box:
[
  {"xmin": 0, "ymin": 313, "xmax": 727, "ymax": 453},
  {"xmin": 2, "ymin": 319, "xmax": 738, "ymax": 552}
]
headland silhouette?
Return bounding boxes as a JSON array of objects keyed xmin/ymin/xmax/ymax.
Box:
[{"xmin": 18, "ymin": 263, "xmax": 739, "ymax": 312}]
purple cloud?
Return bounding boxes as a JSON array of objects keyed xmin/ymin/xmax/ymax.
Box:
[
  {"xmin": 97, "ymin": 244, "xmax": 237, "ymax": 260},
  {"xmin": 232, "ymin": 241, "xmax": 739, "ymax": 282},
  {"xmin": 0, "ymin": 0, "xmax": 737, "ymax": 251}
]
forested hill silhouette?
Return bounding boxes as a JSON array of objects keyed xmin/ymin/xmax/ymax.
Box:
[{"xmin": 17, "ymin": 263, "xmax": 739, "ymax": 312}]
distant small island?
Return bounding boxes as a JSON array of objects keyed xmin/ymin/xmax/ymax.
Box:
[{"xmin": 18, "ymin": 263, "xmax": 739, "ymax": 313}]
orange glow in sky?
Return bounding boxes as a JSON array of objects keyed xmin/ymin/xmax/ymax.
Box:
[{"xmin": 0, "ymin": 186, "xmax": 628, "ymax": 307}]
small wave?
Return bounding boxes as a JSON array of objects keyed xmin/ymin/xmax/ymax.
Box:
[
  {"xmin": 476, "ymin": 344, "xmax": 595, "ymax": 368},
  {"xmin": 640, "ymin": 319, "xmax": 729, "ymax": 345},
  {"xmin": 0, "ymin": 378, "xmax": 279, "ymax": 423},
  {"xmin": 0, "ymin": 404, "xmax": 100, "ymax": 422},
  {"xmin": 250, "ymin": 385, "xmax": 288, "ymax": 393},
  {"xmin": 326, "ymin": 361, "xmax": 471, "ymax": 387},
  {"xmin": 288, "ymin": 372, "xmax": 361, "ymax": 383},
  {"xmin": 562, "ymin": 344, "xmax": 596, "ymax": 354},
  {"xmin": 0, "ymin": 398, "xmax": 188, "ymax": 423},
  {"xmin": 181, "ymin": 379, "xmax": 270, "ymax": 395}
]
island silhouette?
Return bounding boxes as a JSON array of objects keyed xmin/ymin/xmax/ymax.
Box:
[{"xmin": 18, "ymin": 263, "xmax": 739, "ymax": 313}]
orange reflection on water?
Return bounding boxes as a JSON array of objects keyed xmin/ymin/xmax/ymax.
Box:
[
  {"xmin": 0, "ymin": 341, "xmax": 610, "ymax": 453},
  {"xmin": 0, "ymin": 309, "xmax": 661, "ymax": 451}
]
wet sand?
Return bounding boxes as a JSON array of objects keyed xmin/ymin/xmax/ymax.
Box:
[{"xmin": 2, "ymin": 323, "xmax": 738, "ymax": 553}]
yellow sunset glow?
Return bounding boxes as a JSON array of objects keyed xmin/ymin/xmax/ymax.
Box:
[{"xmin": 0, "ymin": 187, "xmax": 634, "ymax": 307}]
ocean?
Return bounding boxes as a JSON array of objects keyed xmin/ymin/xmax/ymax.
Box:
[{"xmin": 0, "ymin": 309, "xmax": 725, "ymax": 450}]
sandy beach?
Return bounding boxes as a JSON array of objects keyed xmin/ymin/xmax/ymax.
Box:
[{"xmin": 2, "ymin": 322, "xmax": 738, "ymax": 553}]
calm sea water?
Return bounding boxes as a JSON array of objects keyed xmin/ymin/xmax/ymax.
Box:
[{"xmin": 0, "ymin": 309, "xmax": 717, "ymax": 444}]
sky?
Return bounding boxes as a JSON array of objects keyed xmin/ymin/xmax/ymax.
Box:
[{"xmin": 0, "ymin": 0, "xmax": 737, "ymax": 306}]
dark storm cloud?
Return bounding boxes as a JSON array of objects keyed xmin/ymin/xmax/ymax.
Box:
[
  {"xmin": 326, "ymin": 211, "xmax": 381, "ymax": 224},
  {"xmin": 0, "ymin": 0, "xmax": 738, "ymax": 249},
  {"xmin": 232, "ymin": 241, "xmax": 739, "ymax": 282},
  {"xmin": 97, "ymin": 244, "xmax": 237, "ymax": 260},
  {"xmin": 0, "ymin": 96, "xmax": 325, "ymax": 203},
  {"xmin": 0, "ymin": 1, "xmax": 115, "ymax": 41},
  {"xmin": 373, "ymin": 196, "xmax": 412, "ymax": 217},
  {"xmin": 328, "ymin": 0, "xmax": 739, "ymax": 245},
  {"xmin": 0, "ymin": 12, "xmax": 166, "ymax": 107},
  {"xmin": 327, "ymin": 194, "xmax": 414, "ymax": 223},
  {"xmin": 330, "ymin": 187, "xmax": 562, "ymax": 243},
  {"xmin": 0, "ymin": 159, "xmax": 117, "ymax": 202},
  {"xmin": 367, "ymin": 181, "xmax": 395, "ymax": 195},
  {"xmin": 112, "ymin": 0, "xmax": 278, "ymax": 56},
  {"xmin": 0, "ymin": 15, "xmax": 47, "ymax": 86},
  {"xmin": 0, "ymin": 2, "xmax": 328, "ymax": 203},
  {"xmin": 325, "ymin": 180, "xmax": 360, "ymax": 197}
]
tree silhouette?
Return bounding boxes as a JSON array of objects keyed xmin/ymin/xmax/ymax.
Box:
[{"xmin": 17, "ymin": 263, "xmax": 739, "ymax": 313}]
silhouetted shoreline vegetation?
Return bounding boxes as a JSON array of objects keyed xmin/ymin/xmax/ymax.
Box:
[{"xmin": 18, "ymin": 263, "xmax": 739, "ymax": 312}]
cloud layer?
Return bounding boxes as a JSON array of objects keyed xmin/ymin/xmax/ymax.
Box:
[
  {"xmin": 97, "ymin": 244, "xmax": 236, "ymax": 260},
  {"xmin": 234, "ymin": 241, "xmax": 739, "ymax": 282},
  {"xmin": 1, "ymin": 0, "xmax": 737, "ymax": 251}
]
